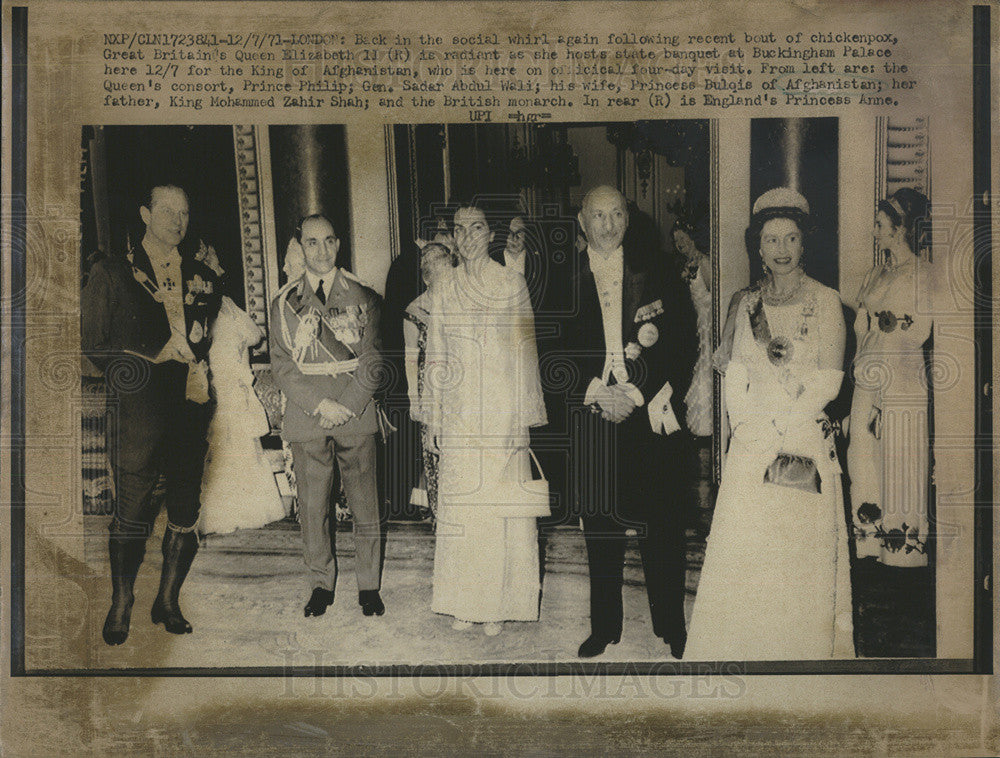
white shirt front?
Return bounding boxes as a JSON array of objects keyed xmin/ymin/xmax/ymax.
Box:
[
  {"xmin": 587, "ymin": 245, "xmax": 628, "ymax": 385},
  {"xmin": 584, "ymin": 244, "xmax": 678, "ymax": 434}
]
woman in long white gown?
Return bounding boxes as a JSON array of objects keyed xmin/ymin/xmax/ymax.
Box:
[
  {"xmin": 199, "ymin": 296, "xmax": 286, "ymax": 534},
  {"xmin": 848, "ymin": 188, "xmax": 935, "ymax": 567},
  {"xmin": 686, "ymin": 188, "xmax": 854, "ymax": 660},
  {"xmin": 425, "ymin": 204, "xmax": 548, "ymax": 636}
]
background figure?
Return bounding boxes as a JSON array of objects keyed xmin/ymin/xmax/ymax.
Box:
[
  {"xmin": 403, "ymin": 242, "xmax": 456, "ymax": 518},
  {"xmin": 380, "ymin": 240, "xmax": 425, "ymax": 519},
  {"xmin": 567, "ymin": 187, "xmax": 697, "ymax": 659},
  {"xmin": 491, "ymin": 212, "xmax": 571, "ymax": 524},
  {"xmin": 199, "ymin": 296, "xmax": 285, "ymax": 534},
  {"xmin": 81, "ymin": 183, "xmax": 223, "ymax": 645},
  {"xmin": 270, "ymin": 214, "xmax": 386, "ymax": 619},
  {"xmin": 672, "ymin": 216, "xmax": 714, "ymax": 438},
  {"xmin": 848, "ymin": 188, "xmax": 935, "ymax": 567},
  {"xmin": 427, "ymin": 202, "xmax": 548, "ymax": 636},
  {"xmin": 686, "ymin": 188, "xmax": 854, "ymax": 660}
]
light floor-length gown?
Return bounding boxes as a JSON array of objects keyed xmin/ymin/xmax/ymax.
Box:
[
  {"xmin": 199, "ymin": 297, "xmax": 286, "ymax": 534},
  {"xmin": 426, "ymin": 261, "xmax": 547, "ymax": 623},
  {"xmin": 686, "ymin": 280, "xmax": 854, "ymax": 660},
  {"xmin": 848, "ymin": 259, "xmax": 934, "ymax": 567}
]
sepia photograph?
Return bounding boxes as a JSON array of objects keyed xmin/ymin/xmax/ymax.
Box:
[
  {"xmin": 64, "ymin": 116, "xmax": 954, "ymax": 670},
  {"xmin": 3, "ymin": 0, "xmax": 995, "ymax": 754}
]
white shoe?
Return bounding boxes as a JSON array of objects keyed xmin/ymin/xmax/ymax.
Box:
[
  {"xmin": 451, "ymin": 619, "xmax": 473, "ymax": 631},
  {"xmin": 483, "ymin": 622, "xmax": 503, "ymax": 636}
]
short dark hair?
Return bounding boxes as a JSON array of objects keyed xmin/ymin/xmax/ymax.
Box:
[
  {"xmin": 745, "ymin": 206, "xmax": 813, "ymax": 261},
  {"xmin": 143, "ymin": 183, "xmax": 188, "ymax": 210},
  {"xmin": 451, "ymin": 199, "xmax": 493, "ymax": 230},
  {"xmin": 295, "ymin": 213, "xmax": 335, "ymax": 242},
  {"xmin": 878, "ymin": 187, "xmax": 930, "ymax": 253},
  {"xmin": 671, "ymin": 215, "xmax": 709, "ymax": 254}
]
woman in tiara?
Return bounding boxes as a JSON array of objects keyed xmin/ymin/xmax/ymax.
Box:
[{"xmin": 686, "ymin": 188, "xmax": 854, "ymax": 660}]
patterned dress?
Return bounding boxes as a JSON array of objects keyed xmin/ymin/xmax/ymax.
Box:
[
  {"xmin": 426, "ymin": 260, "xmax": 547, "ymax": 623},
  {"xmin": 686, "ymin": 279, "xmax": 854, "ymax": 660},
  {"xmin": 683, "ymin": 265, "xmax": 714, "ymax": 437},
  {"xmin": 848, "ymin": 259, "xmax": 934, "ymax": 567},
  {"xmin": 404, "ymin": 294, "xmax": 438, "ymax": 518}
]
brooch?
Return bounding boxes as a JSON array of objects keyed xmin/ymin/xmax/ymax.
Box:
[{"xmin": 767, "ymin": 336, "xmax": 793, "ymax": 366}]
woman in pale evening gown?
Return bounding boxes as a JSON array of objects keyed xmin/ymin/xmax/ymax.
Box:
[
  {"xmin": 848, "ymin": 188, "xmax": 934, "ymax": 567},
  {"xmin": 403, "ymin": 241, "xmax": 456, "ymax": 519},
  {"xmin": 426, "ymin": 203, "xmax": 547, "ymax": 636},
  {"xmin": 199, "ymin": 296, "xmax": 286, "ymax": 534},
  {"xmin": 686, "ymin": 188, "xmax": 854, "ymax": 660}
]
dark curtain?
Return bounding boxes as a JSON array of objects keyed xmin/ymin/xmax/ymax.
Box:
[
  {"xmin": 92, "ymin": 125, "xmax": 244, "ymax": 306},
  {"xmin": 750, "ymin": 118, "xmax": 839, "ymax": 290}
]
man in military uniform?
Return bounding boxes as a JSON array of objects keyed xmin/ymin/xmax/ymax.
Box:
[
  {"xmin": 81, "ymin": 183, "xmax": 223, "ymax": 645},
  {"xmin": 270, "ymin": 214, "xmax": 386, "ymax": 618}
]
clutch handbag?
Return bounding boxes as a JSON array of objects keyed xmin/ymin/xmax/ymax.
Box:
[{"xmin": 763, "ymin": 452, "xmax": 822, "ymax": 494}]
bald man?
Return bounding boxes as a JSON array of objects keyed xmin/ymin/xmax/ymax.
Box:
[{"xmin": 562, "ymin": 186, "xmax": 698, "ymax": 658}]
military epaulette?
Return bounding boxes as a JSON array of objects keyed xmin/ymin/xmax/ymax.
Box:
[
  {"xmin": 634, "ymin": 299, "xmax": 664, "ymax": 323},
  {"xmin": 338, "ymin": 268, "xmax": 376, "ymax": 292}
]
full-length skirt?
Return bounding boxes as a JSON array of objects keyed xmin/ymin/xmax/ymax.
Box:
[
  {"xmin": 200, "ymin": 421, "xmax": 286, "ymax": 535},
  {"xmin": 686, "ymin": 437, "xmax": 854, "ymax": 660},
  {"xmin": 431, "ymin": 447, "xmax": 540, "ymax": 623}
]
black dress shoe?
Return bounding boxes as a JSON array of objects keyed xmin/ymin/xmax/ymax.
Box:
[
  {"xmin": 304, "ymin": 588, "xmax": 335, "ymax": 617},
  {"xmin": 359, "ymin": 590, "xmax": 385, "ymax": 617},
  {"xmin": 577, "ymin": 633, "xmax": 620, "ymax": 658}
]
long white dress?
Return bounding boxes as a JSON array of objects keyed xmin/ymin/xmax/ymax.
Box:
[
  {"xmin": 686, "ymin": 280, "xmax": 854, "ymax": 660},
  {"xmin": 426, "ymin": 261, "xmax": 548, "ymax": 623},
  {"xmin": 848, "ymin": 259, "xmax": 934, "ymax": 567},
  {"xmin": 199, "ymin": 297, "xmax": 286, "ymax": 534}
]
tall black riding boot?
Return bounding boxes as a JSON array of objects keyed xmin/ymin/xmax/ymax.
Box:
[
  {"xmin": 151, "ymin": 528, "xmax": 198, "ymax": 634},
  {"xmin": 102, "ymin": 536, "xmax": 146, "ymax": 646}
]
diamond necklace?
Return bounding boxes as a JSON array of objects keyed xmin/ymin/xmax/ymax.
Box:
[{"xmin": 763, "ymin": 271, "xmax": 805, "ymax": 305}]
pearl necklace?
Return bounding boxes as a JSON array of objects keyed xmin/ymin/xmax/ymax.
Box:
[{"xmin": 762, "ymin": 271, "xmax": 805, "ymax": 305}]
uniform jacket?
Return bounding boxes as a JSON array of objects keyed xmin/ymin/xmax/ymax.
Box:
[
  {"xmin": 81, "ymin": 242, "xmax": 223, "ymax": 374},
  {"xmin": 270, "ymin": 268, "xmax": 383, "ymax": 441}
]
